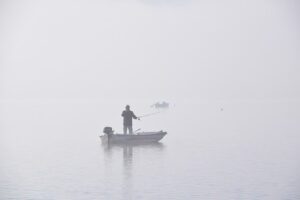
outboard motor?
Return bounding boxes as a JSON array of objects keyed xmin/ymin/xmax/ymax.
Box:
[{"xmin": 103, "ymin": 127, "xmax": 114, "ymax": 135}]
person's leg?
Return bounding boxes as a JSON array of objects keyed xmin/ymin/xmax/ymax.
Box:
[
  {"xmin": 129, "ymin": 126, "xmax": 133, "ymax": 135},
  {"xmin": 123, "ymin": 125, "xmax": 127, "ymax": 135}
]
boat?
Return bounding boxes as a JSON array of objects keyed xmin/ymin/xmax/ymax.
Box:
[
  {"xmin": 100, "ymin": 127, "xmax": 167, "ymax": 144},
  {"xmin": 151, "ymin": 101, "xmax": 169, "ymax": 109}
]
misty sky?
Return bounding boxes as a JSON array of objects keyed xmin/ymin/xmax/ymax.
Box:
[{"xmin": 0, "ymin": 0, "xmax": 299, "ymax": 102}]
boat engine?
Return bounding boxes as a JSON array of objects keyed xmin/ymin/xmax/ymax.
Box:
[{"xmin": 103, "ymin": 127, "xmax": 113, "ymax": 135}]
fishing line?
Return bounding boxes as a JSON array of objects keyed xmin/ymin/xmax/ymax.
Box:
[{"xmin": 138, "ymin": 111, "xmax": 164, "ymax": 118}]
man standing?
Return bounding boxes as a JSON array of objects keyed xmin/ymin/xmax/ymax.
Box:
[{"xmin": 122, "ymin": 105, "xmax": 139, "ymax": 134}]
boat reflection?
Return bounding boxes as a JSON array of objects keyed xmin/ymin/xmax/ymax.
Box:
[
  {"xmin": 102, "ymin": 142, "xmax": 165, "ymax": 199},
  {"xmin": 102, "ymin": 142, "xmax": 165, "ymax": 150},
  {"xmin": 102, "ymin": 143, "xmax": 165, "ymax": 166}
]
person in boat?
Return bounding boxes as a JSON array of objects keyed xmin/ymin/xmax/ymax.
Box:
[{"xmin": 121, "ymin": 105, "xmax": 139, "ymax": 135}]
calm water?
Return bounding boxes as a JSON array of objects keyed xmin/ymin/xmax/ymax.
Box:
[
  {"xmin": 1, "ymin": 0, "xmax": 299, "ymax": 199},
  {"xmin": 0, "ymin": 100, "xmax": 299, "ymax": 200}
]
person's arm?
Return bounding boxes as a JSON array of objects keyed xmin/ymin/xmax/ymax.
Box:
[
  {"xmin": 132, "ymin": 112, "xmax": 140, "ymax": 120},
  {"xmin": 121, "ymin": 111, "xmax": 125, "ymax": 117}
]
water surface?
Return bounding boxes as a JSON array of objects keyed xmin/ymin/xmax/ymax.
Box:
[{"xmin": 1, "ymin": 100, "xmax": 299, "ymax": 199}]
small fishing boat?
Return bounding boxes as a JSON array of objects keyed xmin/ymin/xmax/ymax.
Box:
[
  {"xmin": 100, "ymin": 127, "xmax": 167, "ymax": 144},
  {"xmin": 151, "ymin": 101, "xmax": 169, "ymax": 109}
]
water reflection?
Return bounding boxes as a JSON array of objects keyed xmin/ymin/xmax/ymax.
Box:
[
  {"xmin": 120, "ymin": 143, "xmax": 165, "ymax": 175},
  {"xmin": 102, "ymin": 143, "xmax": 165, "ymax": 199},
  {"xmin": 122, "ymin": 145, "xmax": 133, "ymax": 200}
]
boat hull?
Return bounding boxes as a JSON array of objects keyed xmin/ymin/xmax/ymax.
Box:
[{"xmin": 100, "ymin": 131, "xmax": 167, "ymax": 144}]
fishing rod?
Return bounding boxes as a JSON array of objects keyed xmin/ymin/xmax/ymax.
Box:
[
  {"xmin": 138, "ymin": 111, "xmax": 163, "ymax": 119},
  {"xmin": 134, "ymin": 128, "xmax": 141, "ymax": 133}
]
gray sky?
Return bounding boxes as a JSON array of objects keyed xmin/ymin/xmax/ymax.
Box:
[{"xmin": 0, "ymin": 0, "xmax": 299, "ymax": 102}]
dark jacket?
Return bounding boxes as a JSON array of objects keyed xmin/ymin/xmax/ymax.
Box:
[{"xmin": 122, "ymin": 110, "xmax": 137, "ymax": 126}]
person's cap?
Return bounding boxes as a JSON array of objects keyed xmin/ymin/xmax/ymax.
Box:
[{"xmin": 126, "ymin": 105, "xmax": 130, "ymax": 109}]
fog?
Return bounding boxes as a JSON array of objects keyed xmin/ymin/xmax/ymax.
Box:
[
  {"xmin": 1, "ymin": 0, "xmax": 300, "ymax": 199},
  {"xmin": 1, "ymin": 0, "xmax": 299, "ymax": 101}
]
